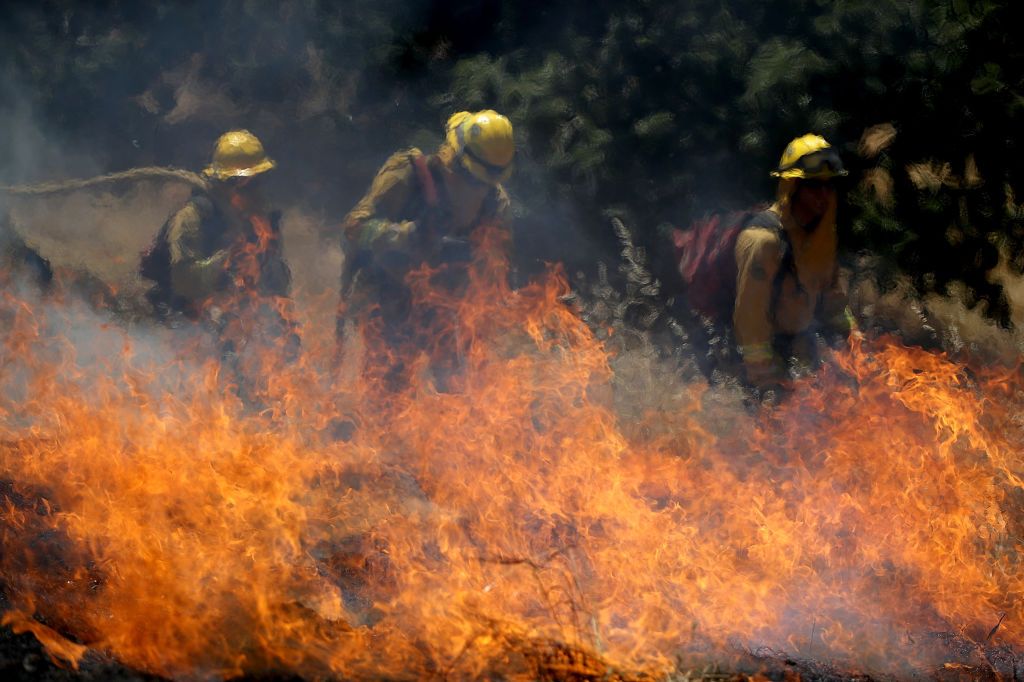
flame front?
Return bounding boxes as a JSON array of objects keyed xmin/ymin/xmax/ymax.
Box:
[{"xmin": 2, "ymin": 229, "xmax": 1023, "ymax": 679}]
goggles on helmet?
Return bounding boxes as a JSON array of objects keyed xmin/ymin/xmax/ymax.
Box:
[
  {"xmin": 453, "ymin": 123, "xmax": 514, "ymax": 183},
  {"xmin": 776, "ymin": 148, "xmax": 847, "ymax": 179}
]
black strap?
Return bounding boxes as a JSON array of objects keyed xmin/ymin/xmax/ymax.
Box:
[
  {"xmin": 414, "ymin": 155, "xmax": 449, "ymax": 239},
  {"xmin": 743, "ymin": 211, "xmax": 801, "ymax": 319},
  {"xmin": 411, "ymin": 153, "xmax": 439, "ymax": 207}
]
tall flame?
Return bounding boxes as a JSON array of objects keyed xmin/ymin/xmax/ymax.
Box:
[{"xmin": 2, "ymin": 227, "xmax": 1022, "ymax": 679}]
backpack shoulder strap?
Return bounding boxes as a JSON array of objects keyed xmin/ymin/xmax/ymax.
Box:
[
  {"xmin": 744, "ymin": 210, "xmax": 804, "ymax": 315},
  {"xmin": 743, "ymin": 211, "xmax": 791, "ymax": 266},
  {"xmin": 743, "ymin": 209, "xmax": 781, "ymax": 232},
  {"xmin": 474, "ymin": 184, "xmax": 508, "ymax": 225},
  {"xmin": 410, "ymin": 152, "xmax": 439, "ymax": 208}
]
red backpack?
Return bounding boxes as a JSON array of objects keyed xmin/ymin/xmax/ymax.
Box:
[{"xmin": 670, "ymin": 209, "xmax": 789, "ymax": 321}]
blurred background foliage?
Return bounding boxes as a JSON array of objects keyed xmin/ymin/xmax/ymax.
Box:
[{"xmin": 1, "ymin": 0, "xmax": 1022, "ymax": 324}]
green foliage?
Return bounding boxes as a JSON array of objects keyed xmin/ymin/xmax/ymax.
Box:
[
  {"xmin": 434, "ymin": 0, "xmax": 1024, "ymax": 323},
  {"xmin": 1, "ymin": 0, "xmax": 1022, "ymax": 323}
]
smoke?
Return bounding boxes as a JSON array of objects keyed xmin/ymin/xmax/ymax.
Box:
[
  {"xmin": 4, "ymin": 4, "xmax": 1024, "ymax": 681},
  {"xmin": 0, "ymin": 78, "xmax": 103, "ymax": 189}
]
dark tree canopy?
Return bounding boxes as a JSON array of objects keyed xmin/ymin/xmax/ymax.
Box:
[{"xmin": 2, "ymin": 0, "xmax": 1022, "ymax": 322}]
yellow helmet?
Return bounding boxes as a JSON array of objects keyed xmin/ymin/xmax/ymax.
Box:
[
  {"xmin": 445, "ymin": 110, "xmax": 515, "ymax": 185},
  {"xmin": 203, "ymin": 130, "xmax": 275, "ymax": 180},
  {"xmin": 771, "ymin": 134, "xmax": 848, "ymax": 180}
]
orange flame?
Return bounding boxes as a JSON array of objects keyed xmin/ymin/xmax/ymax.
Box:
[{"xmin": 2, "ymin": 227, "xmax": 1023, "ymax": 678}]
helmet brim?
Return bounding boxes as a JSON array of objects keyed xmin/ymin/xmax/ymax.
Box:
[
  {"xmin": 772, "ymin": 148, "xmax": 846, "ymax": 180},
  {"xmin": 203, "ymin": 158, "xmax": 276, "ymax": 180},
  {"xmin": 771, "ymin": 168, "xmax": 848, "ymax": 180}
]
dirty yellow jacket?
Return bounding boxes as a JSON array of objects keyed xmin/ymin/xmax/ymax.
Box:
[
  {"xmin": 166, "ymin": 200, "xmax": 233, "ymax": 303},
  {"xmin": 164, "ymin": 194, "xmax": 290, "ymax": 312},
  {"xmin": 342, "ymin": 148, "xmax": 509, "ymax": 249},
  {"xmin": 339, "ymin": 148, "xmax": 510, "ymax": 330},
  {"xmin": 733, "ymin": 207, "xmax": 849, "ymax": 385}
]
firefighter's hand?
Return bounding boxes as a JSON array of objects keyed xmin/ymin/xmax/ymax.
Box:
[
  {"xmin": 357, "ymin": 219, "xmax": 417, "ymax": 248},
  {"xmin": 202, "ymin": 249, "xmax": 234, "ymax": 291},
  {"xmin": 380, "ymin": 220, "xmax": 417, "ymax": 245},
  {"xmin": 743, "ymin": 359, "xmax": 791, "ymax": 404}
]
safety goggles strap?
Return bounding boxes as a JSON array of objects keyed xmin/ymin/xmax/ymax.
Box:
[
  {"xmin": 456, "ymin": 125, "xmax": 512, "ymax": 179},
  {"xmin": 787, "ymin": 149, "xmax": 844, "ymax": 176}
]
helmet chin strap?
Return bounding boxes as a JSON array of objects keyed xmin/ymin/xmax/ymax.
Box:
[{"xmin": 452, "ymin": 154, "xmax": 493, "ymax": 188}]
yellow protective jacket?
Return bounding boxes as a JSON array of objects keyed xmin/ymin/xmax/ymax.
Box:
[
  {"xmin": 733, "ymin": 204, "xmax": 850, "ymax": 386},
  {"xmin": 165, "ymin": 199, "xmax": 233, "ymax": 304},
  {"xmin": 146, "ymin": 192, "xmax": 291, "ymax": 318},
  {"xmin": 343, "ymin": 148, "xmax": 509, "ymax": 249},
  {"xmin": 339, "ymin": 148, "xmax": 510, "ymax": 332}
]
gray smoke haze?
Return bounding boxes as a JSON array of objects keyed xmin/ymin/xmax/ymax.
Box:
[{"xmin": 3, "ymin": 4, "xmax": 1024, "ymax": 681}]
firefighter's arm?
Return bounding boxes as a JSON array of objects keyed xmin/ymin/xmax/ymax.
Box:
[
  {"xmin": 167, "ymin": 204, "xmax": 230, "ymax": 301},
  {"xmin": 342, "ymin": 153, "xmax": 420, "ymax": 250},
  {"xmin": 733, "ymin": 228, "xmax": 784, "ymax": 387}
]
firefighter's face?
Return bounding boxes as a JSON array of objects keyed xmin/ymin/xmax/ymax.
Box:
[
  {"xmin": 229, "ymin": 174, "xmax": 263, "ymax": 195},
  {"xmin": 792, "ymin": 179, "xmax": 834, "ymax": 223},
  {"xmin": 216, "ymin": 173, "xmax": 269, "ymax": 211}
]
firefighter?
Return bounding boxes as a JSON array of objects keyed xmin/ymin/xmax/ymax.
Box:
[
  {"xmin": 139, "ymin": 129, "xmax": 298, "ymax": 381},
  {"xmin": 337, "ymin": 110, "xmax": 514, "ymax": 355},
  {"xmin": 141, "ymin": 129, "xmax": 291, "ymax": 325},
  {"xmin": 733, "ymin": 134, "xmax": 854, "ymax": 392}
]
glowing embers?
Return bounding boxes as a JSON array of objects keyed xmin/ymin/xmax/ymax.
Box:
[{"xmin": 2, "ymin": 229, "xmax": 1024, "ymax": 679}]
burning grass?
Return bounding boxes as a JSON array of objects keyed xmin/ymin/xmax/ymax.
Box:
[{"xmin": 2, "ymin": 227, "xmax": 1024, "ymax": 680}]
